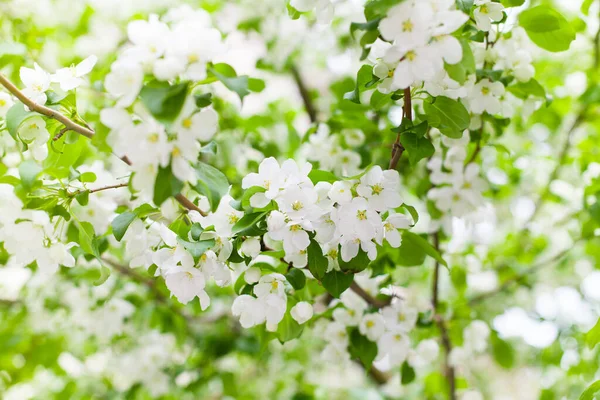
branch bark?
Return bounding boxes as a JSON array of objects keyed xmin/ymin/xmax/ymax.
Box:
[
  {"xmin": 350, "ymin": 281, "xmax": 391, "ymax": 309},
  {"xmin": 291, "ymin": 65, "xmax": 317, "ymax": 123},
  {"xmin": 389, "ymin": 87, "xmax": 411, "ymax": 170},
  {"xmin": 0, "ymin": 72, "xmax": 207, "ymax": 216}
]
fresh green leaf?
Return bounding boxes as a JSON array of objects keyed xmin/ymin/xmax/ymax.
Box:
[
  {"xmin": 348, "ymin": 329, "xmax": 377, "ymax": 368},
  {"xmin": 402, "ymin": 232, "xmax": 448, "ymax": 267},
  {"xmin": 153, "ymin": 165, "xmax": 184, "ymax": 206},
  {"xmin": 321, "ymin": 270, "xmax": 354, "ymax": 298},
  {"xmin": 79, "ymin": 172, "xmax": 97, "ymax": 183},
  {"xmin": 6, "ymin": 103, "xmax": 38, "ymax": 141},
  {"xmin": 586, "ymin": 318, "xmax": 600, "ymax": 349},
  {"xmin": 277, "ymin": 300, "xmax": 304, "ymax": 343},
  {"xmin": 285, "ymin": 268, "xmax": 306, "ymax": 290},
  {"xmin": 338, "ymin": 248, "xmax": 370, "ymax": 273},
  {"xmin": 194, "ymin": 161, "xmax": 229, "ymax": 212},
  {"xmin": 501, "ymin": 0, "xmax": 525, "ymax": 6},
  {"xmin": 307, "ymin": 239, "xmax": 328, "ymax": 280},
  {"xmin": 111, "ymin": 212, "xmax": 136, "ymax": 242},
  {"xmin": 344, "ymin": 65, "xmax": 374, "ymax": 104},
  {"xmin": 194, "ymin": 93, "xmax": 213, "ymax": 108},
  {"xmin": 580, "ymin": 380, "xmax": 600, "ymax": 400},
  {"xmin": 232, "ymin": 211, "xmax": 268, "ymax": 236},
  {"xmin": 77, "ymin": 220, "xmax": 98, "ymax": 257},
  {"xmin": 519, "ymin": 6, "xmax": 576, "ymax": 52},
  {"xmin": 507, "ymin": 79, "xmax": 546, "ymax": 99},
  {"xmin": 401, "ymin": 130, "xmax": 435, "ymax": 165},
  {"xmin": 176, "ymin": 238, "xmax": 215, "ymax": 260},
  {"xmin": 456, "ymin": 0, "xmax": 473, "ymax": 13},
  {"xmin": 491, "ymin": 333, "xmax": 515, "ymax": 369},
  {"xmin": 308, "ymin": 169, "xmax": 338, "ymax": 184},
  {"xmin": 401, "ymin": 361, "xmax": 416, "ymax": 384},
  {"xmin": 424, "ymin": 96, "xmax": 470, "ymax": 139},
  {"xmin": 140, "ymin": 81, "xmax": 189, "ymax": 124},
  {"xmin": 209, "ymin": 64, "xmax": 251, "ymax": 102}
]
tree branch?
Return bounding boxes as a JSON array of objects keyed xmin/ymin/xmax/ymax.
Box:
[
  {"xmin": 290, "ymin": 65, "xmax": 317, "ymax": 123},
  {"xmin": 350, "ymin": 281, "xmax": 391, "ymax": 309},
  {"xmin": 389, "ymin": 87, "xmax": 411, "ymax": 170},
  {"xmin": 0, "ymin": 72, "xmax": 207, "ymax": 216},
  {"xmin": 431, "ymin": 232, "xmax": 457, "ymax": 400},
  {"xmin": 0, "ymin": 73, "xmax": 94, "ymax": 139}
]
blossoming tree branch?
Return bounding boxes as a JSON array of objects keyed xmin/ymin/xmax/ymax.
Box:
[{"xmin": 0, "ymin": 0, "xmax": 599, "ymax": 399}]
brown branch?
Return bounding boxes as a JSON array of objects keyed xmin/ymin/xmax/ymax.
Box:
[
  {"xmin": 53, "ymin": 126, "xmax": 69, "ymax": 141},
  {"xmin": 290, "ymin": 65, "xmax": 317, "ymax": 123},
  {"xmin": 0, "ymin": 73, "xmax": 207, "ymax": 216},
  {"xmin": 350, "ymin": 281, "xmax": 391, "ymax": 309},
  {"xmin": 0, "ymin": 73, "xmax": 94, "ymax": 139},
  {"xmin": 68, "ymin": 182, "xmax": 129, "ymax": 198},
  {"xmin": 389, "ymin": 87, "xmax": 411, "ymax": 170},
  {"xmin": 431, "ymin": 232, "xmax": 457, "ymax": 400}
]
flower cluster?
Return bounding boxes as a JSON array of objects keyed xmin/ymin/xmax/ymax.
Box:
[{"xmin": 373, "ymin": 0, "xmax": 468, "ymax": 92}]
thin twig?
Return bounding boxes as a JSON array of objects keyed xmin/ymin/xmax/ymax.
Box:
[
  {"xmin": 68, "ymin": 182, "xmax": 129, "ymax": 198},
  {"xmin": 290, "ymin": 65, "xmax": 317, "ymax": 123},
  {"xmin": 431, "ymin": 232, "xmax": 457, "ymax": 400},
  {"xmin": 0, "ymin": 73, "xmax": 207, "ymax": 216},
  {"xmin": 389, "ymin": 87, "xmax": 411, "ymax": 170},
  {"xmin": 350, "ymin": 281, "xmax": 391, "ymax": 309},
  {"xmin": 53, "ymin": 127, "xmax": 69, "ymax": 141},
  {"xmin": 0, "ymin": 73, "xmax": 94, "ymax": 138}
]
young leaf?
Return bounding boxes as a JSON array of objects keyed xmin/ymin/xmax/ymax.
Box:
[
  {"xmin": 277, "ymin": 300, "xmax": 304, "ymax": 343},
  {"xmin": 401, "ymin": 361, "xmax": 416, "ymax": 384},
  {"xmin": 401, "ymin": 130, "xmax": 435, "ymax": 165},
  {"xmin": 194, "ymin": 93, "xmax": 213, "ymax": 108},
  {"xmin": 308, "ymin": 169, "xmax": 338, "ymax": 184},
  {"xmin": 140, "ymin": 81, "xmax": 189, "ymax": 124},
  {"xmin": 507, "ymin": 79, "xmax": 546, "ymax": 99},
  {"xmin": 338, "ymin": 248, "xmax": 370, "ymax": 273},
  {"xmin": 456, "ymin": 0, "xmax": 473, "ymax": 13},
  {"xmin": 401, "ymin": 232, "xmax": 448, "ymax": 267},
  {"xmin": 112, "ymin": 212, "xmax": 136, "ymax": 242},
  {"xmin": 6, "ymin": 103, "xmax": 37, "ymax": 141},
  {"xmin": 18, "ymin": 160, "xmax": 42, "ymax": 190},
  {"xmin": 176, "ymin": 237, "xmax": 215, "ymax": 260},
  {"xmin": 307, "ymin": 239, "xmax": 328, "ymax": 280},
  {"xmin": 424, "ymin": 96, "xmax": 470, "ymax": 139},
  {"xmin": 519, "ymin": 6, "xmax": 576, "ymax": 52},
  {"xmin": 154, "ymin": 166, "xmax": 183, "ymax": 206},
  {"xmin": 209, "ymin": 63, "xmax": 251, "ymax": 102},
  {"xmin": 586, "ymin": 318, "xmax": 600, "ymax": 348},
  {"xmin": 580, "ymin": 381, "xmax": 600, "ymax": 400},
  {"xmin": 321, "ymin": 270, "xmax": 354, "ymax": 298},
  {"xmin": 77, "ymin": 220, "xmax": 99, "ymax": 257},
  {"xmin": 285, "ymin": 268, "xmax": 306, "ymax": 291},
  {"xmin": 194, "ymin": 161, "xmax": 229, "ymax": 212},
  {"xmin": 348, "ymin": 329, "xmax": 377, "ymax": 368}
]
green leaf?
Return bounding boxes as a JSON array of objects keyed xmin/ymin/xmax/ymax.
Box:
[
  {"xmin": 6, "ymin": 103, "xmax": 37, "ymax": 141},
  {"xmin": 194, "ymin": 93, "xmax": 213, "ymax": 108},
  {"xmin": 139, "ymin": 81, "xmax": 189, "ymax": 124},
  {"xmin": 445, "ymin": 39, "xmax": 474, "ymax": 84},
  {"xmin": 190, "ymin": 223, "xmax": 204, "ymax": 241},
  {"xmin": 491, "ymin": 333, "xmax": 515, "ymax": 369},
  {"xmin": 401, "ymin": 131, "xmax": 435, "ymax": 165},
  {"xmin": 338, "ymin": 248, "xmax": 370, "ymax": 273},
  {"xmin": 501, "ymin": 0, "xmax": 525, "ymax": 6},
  {"xmin": 307, "ymin": 239, "xmax": 328, "ymax": 280},
  {"xmin": 285, "ymin": 268, "xmax": 306, "ymax": 290},
  {"xmin": 402, "ymin": 232, "xmax": 448, "ymax": 267},
  {"xmin": 176, "ymin": 238, "xmax": 215, "ymax": 260},
  {"xmin": 586, "ymin": 318, "xmax": 600, "ymax": 348},
  {"xmin": 321, "ymin": 270, "xmax": 354, "ymax": 298},
  {"xmin": 77, "ymin": 220, "xmax": 99, "ymax": 257},
  {"xmin": 519, "ymin": 6, "xmax": 576, "ymax": 52},
  {"xmin": 580, "ymin": 381, "xmax": 600, "ymax": 400},
  {"xmin": 241, "ymin": 186, "xmax": 266, "ymax": 210},
  {"xmin": 232, "ymin": 212, "xmax": 268, "ymax": 237},
  {"xmin": 507, "ymin": 79, "xmax": 546, "ymax": 99},
  {"xmin": 79, "ymin": 172, "xmax": 97, "ymax": 183},
  {"xmin": 308, "ymin": 169, "xmax": 338, "ymax": 184},
  {"xmin": 370, "ymin": 90, "xmax": 393, "ymax": 110},
  {"xmin": 153, "ymin": 165, "xmax": 184, "ymax": 206},
  {"xmin": 401, "ymin": 361, "xmax": 416, "ymax": 384},
  {"xmin": 248, "ymin": 78, "xmax": 266, "ymax": 92},
  {"xmin": 424, "ymin": 96, "xmax": 470, "ymax": 139},
  {"xmin": 401, "ymin": 204, "xmax": 419, "ymax": 225},
  {"xmin": 277, "ymin": 300, "xmax": 304, "ymax": 343},
  {"xmin": 364, "ymin": 0, "xmax": 400, "ymax": 21},
  {"xmin": 94, "ymin": 266, "xmax": 111, "ymax": 286},
  {"xmin": 209, "ymin": 64, "xmax": 251, "ymax": 102},
  {"xmin": 18, "ymin": 160, "xmax": 42, "ymax": 190},
  {"xmin": 112, "ymin": 212, "xmax": 136, "ymax": 242},
  {"xmin": 75, "ymin": 190, "xmax": 89, "ymax": 206},
  {"xmin": 194, "ymin": 161, "xmax": 229, "ymax": 212},
  {"xmin": 582, "ymin": 0, "xmax": 594, "ymax": 15},
  {"xmin": 456, "ymin": 0, "xmax": 473, "ymax": 14},
  {"xmin": 348, "ymin": 329, "xmax": 377, "ymax": 368},
  {"xmin": 344, "ymin": 65, "xmax": 374, "ymax": 104}
]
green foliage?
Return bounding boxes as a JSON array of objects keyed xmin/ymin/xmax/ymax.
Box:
[
  {"xmin": 285, "ymin": 268, "xmax": 306, "ymax": 290},
  {"xmin": 307, "ymin": 239, "xmax": 328, "ymax": 280},
  {"xmin": 348, "ymin": 328, "xmax": 377, "ymax": 368},
  {"xmin": 580, "ymin": 381, "xmax": 600, "ymax": 400},
  {"xmin": 140, "ymin": 81, "xmax": 189, "ymax": 124},
  {"xmin": 153, "ymin": 164, "xmax": 184, "ymax": 206},
  {"xmin": 401, "ymin": 361, "xmax": 416, "ymax": 384},
  {"xmin": 424, "ymin": 96, "xmax": 470, "ymax": 139},
  {"xmin": 585, "ymin": 318, "xmax": 600, "ymax": 349},
  {"xmin": 491, "ymin": 332, "xmax": 515, "ymax": 369},
  {"xmin": 6, "ymin": 103, "xmax": 37, "ymax": 141},
  {"xmin": 519, "ymin": 6, "xmax": 576, "ymax": 52},
  {"xmin": 194, "ymin": 161, "xmax": 229, "ymax": 212},
  {"xmin": 321, "ymin": 270, "xmax": 354, "ymax": 298}
]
